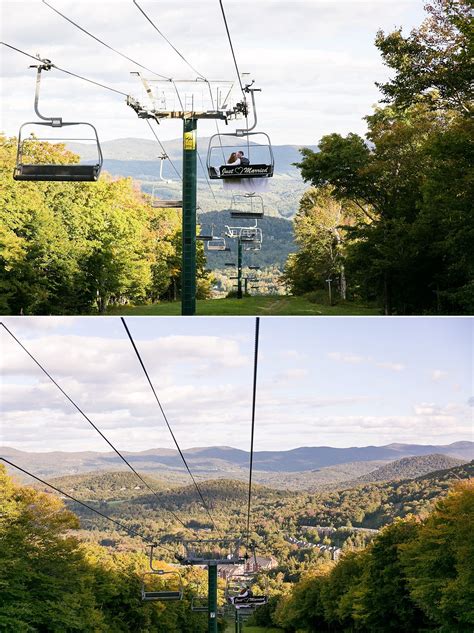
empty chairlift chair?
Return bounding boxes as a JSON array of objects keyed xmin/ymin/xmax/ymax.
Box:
[
  {"xmin": 14, "ymin": 62, "xmax": 103, "ymax": 182},
  {"xmin": 150, "ymin": 153, "xmax": 182, "ymax": 208},
  {"xmin": 207, "ymin": 236, "xmax": 229, "ymax": 252},
  {"xmin": 141, "ymin": 546, "xmax": 183, "ymax": 602},
  {"xmin": 230, "ymin": 194, "xmax": 265, "ymax": 219},
  {"xmin": 191, "ymin": 597, "xmax": 209, "ymax": 613}
]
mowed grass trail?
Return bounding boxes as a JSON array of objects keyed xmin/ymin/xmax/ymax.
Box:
[{"xmin": 108, "ymin": 295, "xmax": 379, "ymax": 316}]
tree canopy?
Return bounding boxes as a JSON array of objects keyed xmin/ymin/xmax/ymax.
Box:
[
  {"xmin": 290, "ymin": 0, "xmax": 473, "ymax": 314},
  {"xmin": 0, "ymin": 135, "xmax": 211, "ymax": 314}
]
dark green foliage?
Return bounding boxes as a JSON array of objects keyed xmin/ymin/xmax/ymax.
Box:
[
  {"xmin": 375, "ymin": 0, "xmax": 473, "ymax": 114},
  {"xmin": 0, "ymin": 465, "xmax": 209, "ymax": 632},
  {"xmin": 289, "ymin": 0, "xmax": 473, "ymax": 314},
  {"xmin": 273, "ymin": 482, "xmax": 474, "ymax": 632},
  {"xmin": 0, "ymin": 135, "xmax": 211, "ymax": 314}
]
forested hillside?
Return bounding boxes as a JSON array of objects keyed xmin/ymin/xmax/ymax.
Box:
[
  {"xmin": 352, "ymin": 453, "xmax": 465, "ymax": 484},
  {"xmin": 4, "ymin": 442, "xmax": 471, "ymax": 479},
  {"xmin": 1, "ymin": 463, "xmax": 472, "ymax": 632},
  {"xmin": 0, "ymin": 136, "xmax": 211, "ymax": 315},
  {"xmin": 34, "ymin": 461, "xmax": 474, "ymax": 561}
]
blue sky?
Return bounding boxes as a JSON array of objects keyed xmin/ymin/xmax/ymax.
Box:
[
  {"xmin": 1, "ymin": 0, "xmax": 427, "ymax": 144},
  {"xmin": 1, "ymin": 317, "xmax": 472, "ymax": 453}
]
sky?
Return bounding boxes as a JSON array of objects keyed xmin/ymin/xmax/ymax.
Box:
[
  {"xmin": 1, "ymin": 317, "xmax": 472, "ymax": 454},
  {"xmin": 1, "ymin": 0, "xmax": 427, "ymax": 146}
]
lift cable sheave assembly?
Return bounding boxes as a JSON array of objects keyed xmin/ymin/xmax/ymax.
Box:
[
  {"xmin": 121, "ymin": 318, "xmax": 220, "ymax": 534},
  {"xmin": 0, "ymin": 322, "xmax": 195, "ymax": 536}
]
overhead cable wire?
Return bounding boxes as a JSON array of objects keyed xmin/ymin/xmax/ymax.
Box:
[
  {"xmin": 197, "ymin": 151, "xmax": 218, "ymax": 202},
  {"xmin": 0, "ymin": 457, "xmax": 174, "ymax": 549},
  {"xmin": 0, "ymin": 322, "xmax": 195, "ymax": 536},
  {"xmin": 132, "ymin": 0, "xmax": 204, "ymax": 79},
  {"xmin": 245, "ymin": 317, "xmax": 260, "ymax": 547},
  {"xmin": 1, "ymin": 42, "xmax": 130, "ymax": 97},
  {"xmin": 121, "ymin": 318, "xmax": 219, "ymax": 533},
  {"xmin": 218, "ymin": 0, "xmax": 251, "ymax": 156},
  {"xmin": 42, "ymin": 0, "xmax": 172, "ymax": 80},
  {"xmin": 218, "ymin": 0, "xmax": 244, "ymax": 95},
  {"xmin": 145, "ymin": 119, "xmax": 182, "ymax": 181}
]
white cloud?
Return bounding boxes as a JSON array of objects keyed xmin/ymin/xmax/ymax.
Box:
[
  {"xmin": 329, "ymin": 352, "xmax": 405, "ymax": 371},
  {"xmin": 328, "ymin": 352, "xmax": 367, "ymax": 364},
  {"xmin": 376, "ymin": 362, "xmax": 405, "ymax": 372},
  {"xmin": 0, "ymin": 0, "xmax": 427, "ymax": 144},
  {"xmin": 431, "ymin": 369, "xmax": 448, "ymax": 382}
]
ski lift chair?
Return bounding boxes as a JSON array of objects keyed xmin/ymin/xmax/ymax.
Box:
[
  {"xmin": 191, "ymin": 597, "xmax": 209, "ymax": 613},
  {"xmin": 141, "ymin": 546, "xmax": 183, "ymax": 601},
  {"xmin": 230, "ymin": 194, "xmax": 264, "ymax": 219},
  {"xmin": 150, "ymin": 153, "xmax": 182, "ymax": 207},
  {"xmin": 207, "ymin": 237, "xmax": 228, "ymax": 251},
  {"xmin": 224, "ymin": 225, "xmax": 242, "ymax": 239},
  {"xmin": 14, "ymin": 63, "xmax": 103, "ymax": 182},
  {"xmin": 240, "ymin": 227, "xmax": 262, "ymax": 243},
  {"xmin": 207, "ymin": 132, "xmax": 274, "ymax": 181},
  {"xmin": 226, "ymin": 572, "xmax": 268, "ymax": 610},
  {"xmin": 150, "ymin": 186, "xmax": 183, "ymax": 209}
]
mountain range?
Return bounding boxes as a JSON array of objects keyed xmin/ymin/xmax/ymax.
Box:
[{"xmin": 2, "ymin": 442, "xmax": 472, "ymax": 491}]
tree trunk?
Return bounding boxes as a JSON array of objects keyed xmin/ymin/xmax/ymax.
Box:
[{"xmin": 340, "ymin": 265, "xmax": 347, "ymax": 300}]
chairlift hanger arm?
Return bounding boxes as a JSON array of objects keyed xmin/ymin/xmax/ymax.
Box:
[
  {"xmin": 31, "ymin": 63, "xmax": 61, "ymax": 125},
  {"xmin": 236, "ymin": 85, "xmax": 261, "ymax": 135}
]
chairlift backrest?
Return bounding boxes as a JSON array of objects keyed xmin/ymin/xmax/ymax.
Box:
[
  {"xmin": 151, "ymin": 185, "xmax": 182, "ymax": 208},
  {"xmin": 14, "ymin": 64, "xmax": 103, "ymax": 182},
  {"xmin": 207, "ymin": 237, "xmax": 227, "ymax": 251},
  {"xmin": 141, "ymin": 570, "xmax": 183, "ymax": 602},
  {"xmin": 230, "ymin": 194, "xmax": 265, "ymax": 219}
]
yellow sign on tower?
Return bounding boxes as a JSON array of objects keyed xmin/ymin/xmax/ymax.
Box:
[{"xmin": 184, "ymin": 131, "xmax": 196, "ymax": 151}]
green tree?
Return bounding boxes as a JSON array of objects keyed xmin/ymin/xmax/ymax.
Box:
[
  {"xmin": 283, "ymin": 186, "xmax": 363, "ymax": 299},
  {"xmin": 400, "ymin": 481, "xmax": 474, "ymax": 632},
  {"xmin": 292, "ymin": 0, "xmax": 473, "ymax": 315},
  {"xmin": 356, "ymin": 520, "xmax": 431, "ymax": 632},
  {"xmin": 375, "ymin": 0, "xmax": 473, "ymax": 114}
]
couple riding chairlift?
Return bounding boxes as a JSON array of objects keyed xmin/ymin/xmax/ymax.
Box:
[
  {"xmin": 229, "ymin": 585, "xmax": 253, "ymax": 606},
  {"xmin": 226, "ymin": 151, "xmax": 250, "ymax": 167},
  {"xmin": 222, "ymin": 151, "xmax": 268, "ymax": 193}
]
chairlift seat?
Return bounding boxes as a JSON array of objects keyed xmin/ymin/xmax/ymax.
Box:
[
  {"xmin": 151, "ymin": 199, "xmax": 183, "ymax": 209},
  {"xmin": 14, "ymin": 163, "xmax": 100, "ymax": 182},
  {"xmin": 230, "ymin": 210, "xmax": 264, "ymax": 219},
  {"xmin": 207, "ymin": 239, "xmax": 227, "ymax": 251},
  {"xmin": 142, "ymin": 590, "xmax": 182, "ymax": 601}
]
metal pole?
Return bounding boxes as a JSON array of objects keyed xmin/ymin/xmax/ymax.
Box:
[
  {"xmin": 244, "ymin": 277, "xmax": 248, "ymax": 295},
  {"xmin": 182, "ymin": 118, "xmax": 197, "ymax": 315},
  {"xmin": 326, "ymin": 278, "xmax": 332, "ymax": 306},
  {"xmin": 237, "ymin": 238, "xmax": 243, "ymax": 299},
  {"xmin": 208, "ymin": 563, "xmax": 218, "ymax": 633}
]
